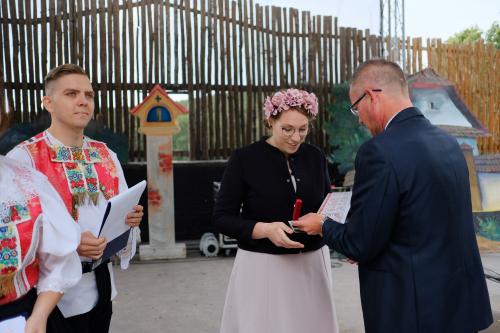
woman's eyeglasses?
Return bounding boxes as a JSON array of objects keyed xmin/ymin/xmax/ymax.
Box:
[{"xmin": 281, "ymin": 126, "xmax": 309, "ymax": 138}]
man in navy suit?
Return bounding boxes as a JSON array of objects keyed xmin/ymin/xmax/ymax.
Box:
[{"xmin": 294, "ymin": 59, "xmax": 493, "ymax": 333}]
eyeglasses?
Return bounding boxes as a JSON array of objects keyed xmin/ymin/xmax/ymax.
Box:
[
  {"xmin": 348, "ymin": 89, "xmax": 383, "ymax": 116},
  {"xmin": 281, "ymin": 126, "xmax": 309, "ymax": 138}
]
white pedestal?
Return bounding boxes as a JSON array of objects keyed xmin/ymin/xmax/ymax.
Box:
[
  {"xmin": 139, "ymin": 135, "xmax": 186, "ymax": 260},
  {"xmin": 139, "ymin": 243, "xmax": 186, "ymax": 260}
]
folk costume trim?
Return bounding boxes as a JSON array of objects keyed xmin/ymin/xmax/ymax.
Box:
[
  {"xmin": 0, "ymin": 197, "xmax": 41, "ymax": 304},
  {"xmin": 19, "ymin": 132, "xmax": 119, "ymax": 221}
]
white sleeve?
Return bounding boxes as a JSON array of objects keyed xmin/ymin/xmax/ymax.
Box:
[
  {"xmin": 36, "ymin": 178, "xmax": 82, "ymax": 294},
  {"xmin": 6, "ymin": 146, "xmax": 35, "ymax": 167},
  {"xmin": 109, "ymin": 150, "xmax": 138, "ymax": 270}
]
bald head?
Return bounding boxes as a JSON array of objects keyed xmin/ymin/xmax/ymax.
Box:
[{"xmin": 351, "ymin": 59, "xmax": 409, "ymax": 98}]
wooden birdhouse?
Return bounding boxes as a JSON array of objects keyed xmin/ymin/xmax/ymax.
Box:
[{"xmin": 130, "ymin": 84, "xmax": 188, "ymax": 136}]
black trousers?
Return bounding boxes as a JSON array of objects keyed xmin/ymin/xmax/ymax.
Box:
[
  {"xmin": 0, "ymin": 288, "xmax": 71, "ymax": 333},
  {"xmin": 65, "ymin": 262, "xmax": 113, "ymax": 333}
]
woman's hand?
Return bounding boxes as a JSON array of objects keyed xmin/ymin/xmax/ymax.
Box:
[
  {"xmin": 25, "ymin": 314, "xmax": 47, "ymax": 333},
  {"xmin": 252, "ymin": 222, "xmax": 304, "ymax": 249},
  {"xmin": 25, "ymin": 291, "xmax": 63, "ymax": 333}
]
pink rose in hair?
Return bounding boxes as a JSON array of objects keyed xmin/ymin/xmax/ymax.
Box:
[{"xmin": 263, "ymin": 88, "xmax": 319, "ymax": 119}]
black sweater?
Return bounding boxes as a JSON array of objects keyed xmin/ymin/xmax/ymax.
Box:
[{"xmin": 213, "ymin": 139, "xmax": 331, "ymax": 255}]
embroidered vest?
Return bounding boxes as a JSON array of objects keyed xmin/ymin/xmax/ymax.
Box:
[
  {"xmin": 21, "ymin": 132, "xmax": 119, "ymax": 220},
  {"xmin": 0, "ymin": 197, "xmax": 41, "ymax": 305}
]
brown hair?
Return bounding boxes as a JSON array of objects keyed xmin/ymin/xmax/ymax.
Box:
[
  {"xmin": 44, "ymin": 64, "xmax": 89, "ymax": 94},
  {"xmin": 263, "ymin": 106, "xmax": 314, "ymax": 129}
]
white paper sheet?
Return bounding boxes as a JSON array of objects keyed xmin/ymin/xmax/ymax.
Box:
[
  {"xmin": 318, "ymin": 190, "xmax": 352, "ymax": 224},
  {"xmin": 0, "ymin": 316, "xmax": 26, "ymax": 333},
  {"xmin": 98, "ymin": 180, "xmax": 147, "ymax": 240}
]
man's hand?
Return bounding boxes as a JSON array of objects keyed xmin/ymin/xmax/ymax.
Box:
[
  {"xmin": 125, "ymin": 205, "xmax": 143, "ymax": 228},
  {"xmin": 77, "ymin": 231, "xmax": 106, "ymax": 259},
  {"xmin": 252, "ymin": 222, "xmax": 304, "ymax": 249},
  {"xmin": 292, "ymin": 213, "xmax": 324, "ymax": 235}
]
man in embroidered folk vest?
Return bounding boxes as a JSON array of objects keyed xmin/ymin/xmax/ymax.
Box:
[
  {"xmin": 0, "ymin": 155, "xmax": 82, "ymax": 333},
  {"xmin": 7, "ymin": 64, "xmax": 144, "ymax": 333}
]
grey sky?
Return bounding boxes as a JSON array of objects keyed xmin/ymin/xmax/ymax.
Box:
[{"xmin": 255, "ymin": 0, "xmax": 499, "ymax": 40}]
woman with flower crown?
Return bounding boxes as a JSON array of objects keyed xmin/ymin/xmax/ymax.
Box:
[
  {"xmin": 0, "ymin": 155, "xmax": 81, "ymax": 333},
  {"xmin": 213, "ymin": 89, "xmax": 339, "ymax": 333}
]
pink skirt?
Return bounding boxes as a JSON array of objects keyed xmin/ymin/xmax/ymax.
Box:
[{"xmin": 220, "ymin": 246, "xmax": 339, "ymax": 333}]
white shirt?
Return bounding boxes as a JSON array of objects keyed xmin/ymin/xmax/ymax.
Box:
[
  {"xmin": 0, "ymin": 156, "xmax": 81, "ymax": 297},
  {"xmin": 7, "ymin": 131, "xmax": 138, "ymax": 317},
  {"xmin": 385, "ymin": 112, "xmax": 400, "ymax": 130}
]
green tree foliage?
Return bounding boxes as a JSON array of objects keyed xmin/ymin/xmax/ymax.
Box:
[
  {"xmin": 447, "ymin": 22, "xmax": 499, "ymax": 49},
  {"xmin": 486, "ymin": 21, "xmax": 500, "ymax": 49},
  {"xmin": 447, "ymin": 25, "xmax": 482, "ymax": 44},
  {"xmin": 324, "ymin": 83, "xmax": 371, "ymax": 174}
]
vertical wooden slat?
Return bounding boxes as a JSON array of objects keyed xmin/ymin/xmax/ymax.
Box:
[
  {"xmin": 218, "ymin": 0, "xmax": 227, "ymax": 155},
  {"xmin": 185, "ymin": 0, "xmax": 196, "ymax": 159},
  {"xmin": 327, "ymin": 17, "xmax": 333, "ymax": 87},
  {"xmin": 200, "ymin": 0, "xmax": 209, "ymax": 160},
  {"xmin": 165, "ymin": 0, "xmax": 171, "ymax": 84},
  {"xmin": 276, "ymin": 7, "xmax": 284, "ymax": 86},
  {"xmin": 271, "ymin": 7, "xmax": 278, "ymax": 87},
  {"xmin": 173, "ymin": 0, "xmax": 179, "ymax": 86},
  {"xmin": 8, "ymin": 0, "xmax": 20, "ymax": 119},
  {"xmin": 84, "ymin": 0, "xmax": 90, "ymax": 73},
  {"xmin": 212, "ymin": 0, "xmax": 220, "ymax": 157},
  {"xmin": 288, "ymin": 8, "xmax": 295, "ymax": 86},
  {"xmin": 41, "ymin": 0, "xmax": 48, "ymax": 78},
  {"xmin": 158, "ymin": 0, "xmax": 165, "ymax": 84},
  {"xmin": 76, "ymin": 0, "xmax": 84, "ymax": 66},
  {"xmin": 334, "ymin": 17, "xmax": 338, "ymax": 84},
  {"xmin": 301, "ymin": 11, "xmax": 307, "ymax": 84},
  {"xmin": 280, "ymin": 8, "xmax": 291, "ymax": 86},
  {"xmin": 56, "ymin": 0, "xmax": 63, "ymax": 64},
  {"xmin": 243, "ymin": 0, "xmax": 252, "ymax": 145},
  {"xmin": 2, "ymin": 1, "xmax": 14, "ymax": 122},
  {"xmin": 0, "ymin": 2, "xmax": 6, "ymax": 116},
  {"xmin": 256, "ymin": 4, "xmax": 264, "ymax": 138},
  {"xmin": 264, "ymin": 6, "xmax": 271, "ymax": 88},
  {"xmin": 147, "ymin": 0, "xmax": 154, "ymax": 85},
  {"xmin": 126, "ymin": 0, "xmax": 135, "ymax": 160},
  {"xmin": 180, "ymin": 0, "xmax": 187, "ymax": 85},
  {"xmin": 193, "ymin": 0, "xmax": 201, "ymax": 158},
  {"xmin": 294, "ymin": 8, "xmax": 300, "ymax": 84},
  {"xmin": 18, "ymin": 0, "xmax": 29, "ymax": 122},
  {"xmin": 90, "ymin": 0, "xmax": 98, "ymax": 107},
  {"xmin": 224, "ymin": 0, "xmax": 232, "ymax": 153},
  {"xmin": 99, "ymin": 0, "xmax": 107, "ymax": 125},
  {"xmin": 62, "ymin": 0, "xmax": 70, "ymax": 63},
  {"xmin": 231, "ymin": 1, "xmax": 240, "ymax": 148},
  {"xmin": 122, "ymin": 0, "xmax": 130, "ymax": 155},
  {"xmin": 237, "ymin": 0, "xmax": 244, "ymax": 146},
  {"xmin": 107, "ymin": 0, "xmax": 114, "ymax": 130},
  {"xmin": 112, "ymin": 0, "xmax": 121, "ymax": 134},
  {"xmin": 154, "ymin": 0, "xmax": 160, "ymax": 84},
  {"xmin": 25, "ymin": 0, "xmax": 36, "ymax": 121}
]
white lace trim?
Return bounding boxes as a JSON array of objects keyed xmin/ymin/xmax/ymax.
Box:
[{"xmin": 0, "ymin": 155, "xmax": 47, "ymax": 217}]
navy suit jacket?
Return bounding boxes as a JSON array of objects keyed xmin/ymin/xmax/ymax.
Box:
[{"xmin": 323, "ymin": 107, "xmax": 493, "ymax": 333}]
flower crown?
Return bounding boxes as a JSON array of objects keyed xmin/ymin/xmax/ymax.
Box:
[{"xmin": 263, "ymin": 88, "xmax": 319, "ymax": 119}]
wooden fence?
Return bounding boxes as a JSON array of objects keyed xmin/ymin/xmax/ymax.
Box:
[
  {"xmin": 427, "ymin": 40, "xmax": 500, "ymax": 154},
  {"xmin": 0, "ymin": 0, "xmax": 434, "ymax": 161}
]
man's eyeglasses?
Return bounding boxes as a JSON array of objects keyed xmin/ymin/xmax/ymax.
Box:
[
  {"xmin": 281, "ymin": 126, "xmax": 309, "ymax": 138},
  {"xmin": 348, "ymin": 89, "xmax": 383, "ymax": 116}
]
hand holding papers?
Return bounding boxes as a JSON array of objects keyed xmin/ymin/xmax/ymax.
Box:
[
  {"xmin": 318, "ymin": 188, "xmax": 352, "ymax": 224},
  {"xmin": 93, "ymin": 180, "xmax": 147, "ymax": 268}
]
